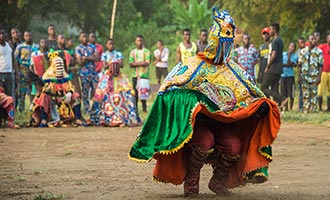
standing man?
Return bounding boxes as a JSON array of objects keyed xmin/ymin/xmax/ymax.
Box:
[
  {"xmin": 9, "ymin": 28, "xmax": 21, "ymax": 51},
  {"xmin": 196, "ymin": 29, "xmax": 208, "ymax": 53},
  {"xmin": 297, "ymin": 37, "xmax": 306, "ymax": 112},
  {"xmin": 75, "ymin": 32, "xmax": 99, "ymax": 114},
  {"xmin": 261, "ymin": 23, "xmax": 287, "ymax": 108},
  {"xmin": 65, "ymin": 38, "xmax": 80, "ymax": 96},
  {"xmin": 129, "ymin": 35, "xmax": 151, "ymax": 113},
  {"xmin": 153, "ymin": 40, "xmax": 169, "ymax": 84},
  {"xmin": 258, "ymin": 27, "xmax": 271, "ymax": 84},
  {"xmin": 45, "ymin": 24, "xmax": 57, "ymax": 52},
  {"xmin": 234, "ymin": 33, "xmax": 258, "ymax": 81},
  {"xmin": 14, "ymin": 31, "xmax": 40, "ymax": 112},
  {"xmin": 176, "ymin": 28, "xmax": 197, "ymax": 65},
  {"xmin": 0, "ymin": 27, "xmax": 16, "ymax": 98},
  {"xmin": 280, "ymin": 42, "xmax": 298, "ymax": 111},
  {"xmin": 55, "ymin": 34, "xmax": 66, "ymax": 51},
  {"xmin": 88, "ymin": 33, "xmax": 104, "ymax": 78},
  {"xmin": 317, "ymin": 32, "xmax": 330, "ymax": 112},
  {"xmin": 298, "ymin": 34, "xmax": 323, "ymax": 113}
]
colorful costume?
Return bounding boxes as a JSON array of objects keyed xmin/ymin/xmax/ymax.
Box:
[
  {"xmin": 0, "ymin": 86, "xmax": 16, "ymax": 128},
  {"xmin": 129, "ymin": 8, "xmax": 281, "ymax": 196},
  {"xmin": 90, "ymin": 50, "xmax": 141, "ymax": 127},
  {"xmin": 30, "ymin": 51, "xmax": 84, "ymax": 127}
]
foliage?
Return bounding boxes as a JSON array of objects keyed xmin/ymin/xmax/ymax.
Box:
[{"xmin": 220, "ymin": 0, "xmax": 330, "ymax": 45}]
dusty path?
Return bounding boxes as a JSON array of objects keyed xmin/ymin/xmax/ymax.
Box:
[{"xmin": 0, "ymin": 123, "xmax": 330, "ymax": 200}]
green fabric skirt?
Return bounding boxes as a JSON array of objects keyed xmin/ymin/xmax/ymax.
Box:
[{"xmin": 130, "ymin": 89, "xmax": 220, "ymax": 161}]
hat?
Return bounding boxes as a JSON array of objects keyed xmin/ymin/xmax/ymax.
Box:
[{"xmin": 261, "ymin": 27, "xmax": 270, "ymax": 35}]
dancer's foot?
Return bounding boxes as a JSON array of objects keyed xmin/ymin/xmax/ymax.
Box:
[{"xmin": 208, "ymin": 180, "xmax": 233, "ymax": 196}]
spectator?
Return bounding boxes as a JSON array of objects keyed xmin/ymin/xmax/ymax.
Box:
[
  {"xmin": 234, "ymin": 33, "xmax": 258, "ymax": 81},
  {"xmin": 65, "ymin": 38, "xmax": 81, "ymax": 96},
  {"xmin": 298, "ymin": 34, "xmax": 323, "ymax": 113},
  {"xmin": 55, "ymin": 34, "xmax": 66, "ymax": 51},
  {"xmin": 75, "ymin": 32, "xmax": 99, "ymax": 114},
  {"xmin": 153, "ymin": 40, "xmax": 169, "ymax": 84},
  {"xmin": 297, "ymin": 37, "xmax": 306, "ymax": 112},
  {"xmin": 14, "ymin": 31, "xmax": 40, "ymax": 112},
  {"xmin": 0, "ymin": 84, "xmax": 18, "ymax": 128},
  {"xmin": 176, "ymin": 28, "xmax": 197, "ymax": 64},
  {"xmin": 317, "ymin": 32, "xmax": 330, "ymax": 112},
  {"xmin": 9, "ymin": 28, "xmax": 21, "ymax": 51},
  {"xmin": 314, "ymin": 31, "xmax": 321, "ymax": 45},
  {"xmin": 261, "ymin": 23, "xmax": 287, "ymax": 108},
  {"xmin": 129, "ymin": 35, "xmax": 151, "ymax": 113},
  {"xmin": 0, "ymin": 27, "xmax": 16, "ymax": 98},
  {"xmin": 280, "ymin": 42, "xmax": 298, "ymax": 111},
  {"xmin": 88, "ymin": 33, "xmax": 104, "ymax": 78},
  {"xmin": 45, "ymin": 24, "xmax": 57, "ymax": 51},
  {"xmin": 196, "ymin": 29, "xmax": 208, "ymax": 53},
  {"xmin": 258, "ymin": 27, "xmax": 271, "ymax": 84}
]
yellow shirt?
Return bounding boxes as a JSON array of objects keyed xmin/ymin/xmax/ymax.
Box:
[{"xmin": 179, "ymin": 42, "xmax": 197, "ymax": 65}]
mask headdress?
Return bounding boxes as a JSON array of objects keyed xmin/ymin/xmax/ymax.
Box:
[
  {"xmin": 203, "ymin": 7, "xmax": 236, "ymax": 64},
  {"xmin": 43, "ymin": 51, "xmax": 69, "ymax": 81}
]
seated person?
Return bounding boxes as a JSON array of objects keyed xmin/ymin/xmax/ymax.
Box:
[
  {"xmin": 90, "ymin": 38, "xmax": 141, "ymax": 127},
  {"xmin": 30, "ymin": 51, "xmax": 85, "ymax": 127},
  {"xmin": 0, "ymin": 85, "xmax": 18, "ymax": 128}
]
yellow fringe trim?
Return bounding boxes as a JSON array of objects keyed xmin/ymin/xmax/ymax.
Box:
[
  {"xmin": 128, "ymin": 153, "xmax": 153, "ymax": 163},
  {"xmin": 258, "ymin": 147, "xmax": 273, "ymax": 161},
  {"xmin": 158, "ymin": 101, "xmax": 217, "ymax": 155}
]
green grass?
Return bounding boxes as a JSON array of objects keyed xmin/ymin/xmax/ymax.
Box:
[
  {"xmin": 34, "ymin": 193, "xmax": 64, "ymax": 200},
  {"xmin": 281, "ymin": 111, "xmax": 330, "ymax": 127}
]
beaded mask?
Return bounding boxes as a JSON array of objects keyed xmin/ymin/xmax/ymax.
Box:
[{"xmin": 203, "ymin": 7, "xmax": 236, "ymax": 64}]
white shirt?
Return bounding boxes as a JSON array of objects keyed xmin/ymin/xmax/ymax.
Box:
[
  {"xmin": 153, "ymin": 47, "xmax": 169, "ymax": 68},
  {"xmin": 0, "ymin": 42, "xmax": 13, "ymax": 73}
]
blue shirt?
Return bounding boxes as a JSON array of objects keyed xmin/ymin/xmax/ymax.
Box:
[
  {"xmin": 75, "ymin": 44, "xmax": 97, "ymax": 76},
  {"xmin": 101, "ymin": 50, "xmax": 124, "ymax": 63},
  {"xmin": 281, "ymin": 52, "xmax": 298, "ymax": 78}
]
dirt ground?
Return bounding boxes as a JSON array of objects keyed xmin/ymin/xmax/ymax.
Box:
[{"xmin": 0, "ymin": 123, "xmax": 330, "ymax": 200}]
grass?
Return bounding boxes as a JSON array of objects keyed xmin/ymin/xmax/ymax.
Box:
[
  {"xmin": 34, "ymin": 193, "xmax": 64, "ymax": 200},
  {"xmin": 281, "ymin": 111, "xmax": 330, "ymax": 127}
]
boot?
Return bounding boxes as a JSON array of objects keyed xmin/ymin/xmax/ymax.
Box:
[
  {"xmin": 183, "ymin": 146, "xmax": 208, "ymax": 197},
  {"xmin": 327, "ymin": 97, "xmax": 330, "ymax": 112},
  {"xmin": 208, "ymin": 152, "xmax": 239, "ymax": 196},
  {"xmin": 318, "ymin": 96, "xmax": 323, "ymax": 112}
]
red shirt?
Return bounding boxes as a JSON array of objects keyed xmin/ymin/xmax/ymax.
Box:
[
  {"xmin": 94, "ymin": 43, "xmax": 104, "ymax": 73},
  {"xmin": 319, "ymin": 43, "xmax": 330, "ymax": 72}
]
